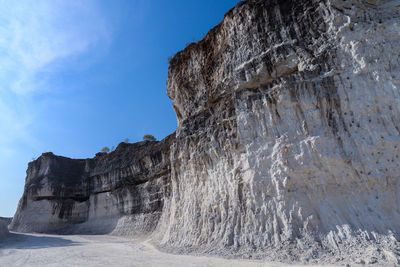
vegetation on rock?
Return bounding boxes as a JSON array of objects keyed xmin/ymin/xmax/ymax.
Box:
[{"xmin": 143, "ymin": 134, "xmax": 156, "ymax": 141}]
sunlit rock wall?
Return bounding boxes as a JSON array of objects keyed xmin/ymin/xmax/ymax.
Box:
[{"xmin": 160, "ymin": 0, "xmax": 400, "ymax": 264}]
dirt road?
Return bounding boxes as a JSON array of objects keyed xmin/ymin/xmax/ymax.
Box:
[{"xmin": 0, "ymin": 232, "xmax": 300, "ymax": 267}]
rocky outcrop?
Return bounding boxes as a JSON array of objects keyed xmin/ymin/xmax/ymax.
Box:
[
  {"xmin": 10, "ymin": 134, "xmax": 174, "ymax": 235},
  {"xmin": 160, "ymin": 0, "xmax": 400, "ymax": 264},
  {"xmin": 0, "ymin": 221, "xmax": 9, "ymax": 241},
  {"xmin": 11, "ymin": 0, "xmax": 400, "ymax": 265},
  {"xmin": 0, "ymin": 217, "xmax": 12, "ymax": 225}
]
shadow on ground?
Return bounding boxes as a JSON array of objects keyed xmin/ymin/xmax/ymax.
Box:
[{"xmin": 0, "ymin": 232, "xmax": 81, "ymax": 250}]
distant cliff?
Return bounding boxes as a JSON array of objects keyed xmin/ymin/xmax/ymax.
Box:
[
  {"xmin": 0, "ymin": 217, "xmax": 12, "ymax": 225},
  {"xmin": 10, "ymin": 134, "xmax": 174, "ymax": 235},
  {"xmin": 11, "ymin": 0, "xmax": 400, "ymax": 265}
]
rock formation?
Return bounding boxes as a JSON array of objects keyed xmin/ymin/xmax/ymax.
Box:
[
  {"xmin": 0, "ymin": 217, "xmax": 12, "ymax": 225},
  {"xmin": 0, "ymin": 220, "xmax": 9, "ymax": 241},
  {"xmin": 159, "ymin": 0, "xmax": 400, "ymax": 264},
  {"xmin": 11, "ymin": 0, "xmax": 400, "ymax": 265},
  {"xmin": 10, "ymin": 135, "xmax": 174, "ymax": 235}
]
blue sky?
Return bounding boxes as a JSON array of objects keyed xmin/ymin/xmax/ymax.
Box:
[{"xmin": 0, "ymin": 0, "xmax": 241, "ymax": 217}]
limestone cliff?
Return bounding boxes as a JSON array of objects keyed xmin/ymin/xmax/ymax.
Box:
[
  {"xmin": 10, "ymin": 134, "xmax": 174, "ymax": 235},
  {"xmin": 11, "ymin": 0, "xmax": 400, "ymax": 265},
  {"xmin": 161, "ymin": 0, "xmax": 400, "ymax": 264}
]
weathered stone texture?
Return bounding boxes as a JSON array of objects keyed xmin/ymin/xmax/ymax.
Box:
[
  {"xmin": 160, "ymin": 0, "xmax": 400, "ymax": 264},
  {"xmin": 10, "ymin": 134, "xmax": 174, "ymax": 235}
]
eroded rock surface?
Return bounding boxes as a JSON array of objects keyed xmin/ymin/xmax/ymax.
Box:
[
  {"xmin": 160, "ymin": 0, "xmax": 400, "ymax": 264},
  {"xmin": 10, "ymin": 134, "xmax": 174, "ymax": 235},
  {"xmin": 11, "ymin": 0, "xmax": 400, "ymax": 265}
]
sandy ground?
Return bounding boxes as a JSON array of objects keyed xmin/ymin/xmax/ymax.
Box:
[{"xmin": 0, "ymin": 232, "xmax": 336, "ymax": 267}]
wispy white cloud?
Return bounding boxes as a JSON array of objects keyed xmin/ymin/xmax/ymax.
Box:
[
  {"xmin": 0, "ymin": 0, "xmax": 111, "ymax": 94},
  {"xmin": 0, "ymin": 93, "xmax": 36, "ymax": 156},
  {"xmin": 0, "ymin": 0, "xmax": 111, "ymax": 155}
]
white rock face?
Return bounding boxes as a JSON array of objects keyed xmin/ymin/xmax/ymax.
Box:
[{"xmin": 158, "ymin": 0, "xmax": 400, "ymax": 264}]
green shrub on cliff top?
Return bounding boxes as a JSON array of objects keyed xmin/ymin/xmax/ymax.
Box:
[
  {"xmin": 143, "ymin": 134, "xmax": 156, "ymax": 141},
  {"xmin": 101, "ymin": 146, "xmax": 110, "ymax": 153}
]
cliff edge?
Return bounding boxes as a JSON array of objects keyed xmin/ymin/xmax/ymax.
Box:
[
  {"xmin": 10, "ymin": 134, "xmax": 174, "ymax": 235},
  {"xmin": 10, "ymin": 0, "xmax": 400, "ymax": 265}
]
